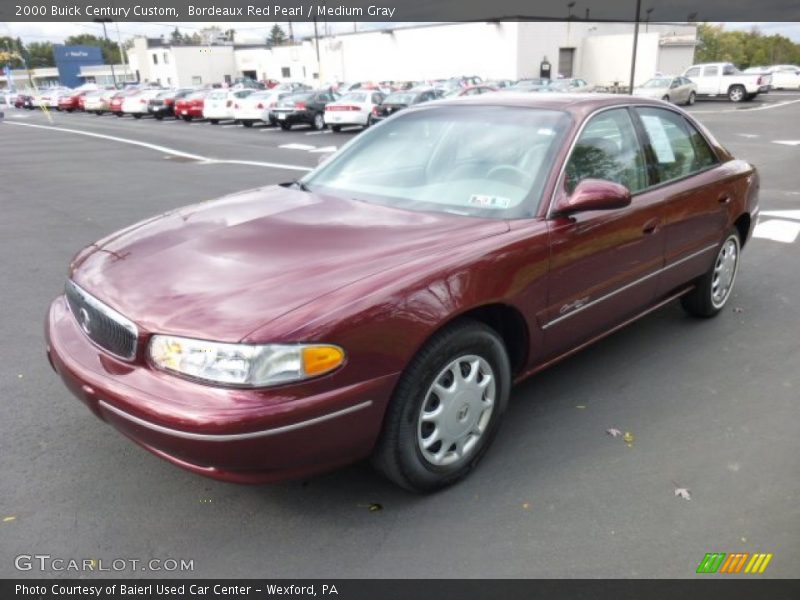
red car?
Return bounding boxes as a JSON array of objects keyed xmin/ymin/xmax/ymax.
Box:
[
  {"xmin": 58, "ymin": 90, "xmax": 90, "ymax": 112},
  {"xmin": 46, "ymin": 95, "xmax": 758, "ymax": 492},
  {"xmin": 174, "ymin": 90, "xmax": 207, "ymax": 121}
]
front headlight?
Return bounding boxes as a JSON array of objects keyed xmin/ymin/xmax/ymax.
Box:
[{"xmin": 148, "ymin": 335, "xmax": 345, "ymax": 387}]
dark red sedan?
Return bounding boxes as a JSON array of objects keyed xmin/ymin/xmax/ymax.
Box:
[
  {"xmin": 46, "ymin": 94, "xmax": 759, "ymax": 492},
  {"xmin": 174, "ymin": 90, "xmax": 208, "ymax": 121}
]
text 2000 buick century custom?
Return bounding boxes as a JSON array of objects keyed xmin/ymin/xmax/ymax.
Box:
[{"xmin": 46, "ymin": 94, "xmax": 759, "ymax": 492}]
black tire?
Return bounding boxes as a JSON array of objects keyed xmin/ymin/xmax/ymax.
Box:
[
  {"xmin": 209, "ymin": 119, "xmax": 219, "ymax": 125},
  {"xmin": 242, "ymin": 120, "xmax": 253, "ymax": 127},
  {"xmin": 367, "ymin": 115, "xmax": 376, "ymax": 127},
  {"xmin": 133, "ymin": 113, "xmax": 142, "ymax": 119},
  {"xmin": 331, "ymin": 125, "xmax": 341, "ymax": 132},
  {"xmin": 154, "ymin": 114, "xmax": 163, "ymax": 120},
  {"xmin": 662, "ymin": 95, "xmax": 670, "ymax": 103},
  {"xmin": 280, "ymin": 122, "xmax": 292, "ymax": 130},
  {"xmin": 182, "ymin": 115, "xmax": 193, "ymax": 122},
  {"xmin": 681, "ymin": 228, "xmax": 741, "ymax": 318},
  {"xmin": 115, "ymin": 112, "xmax": 123, "ymax": 117},
  {"xmin": 313, "ymin": 112, "xmax": 325, "ymax": 130},
  {"xmin": 686, "ymin": 91, "xmax": 696, "ymax": 106},
  {"xmin": 728, "ymin": 85, "xmax": 746, "ymax": 102},
  {"xmin": 372, "ymin": 319, "xmax": 511, "ymax": 493}
]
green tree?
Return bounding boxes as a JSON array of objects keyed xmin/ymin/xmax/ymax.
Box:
[
  {"xmin": 64, "ymin": 34, "xmax": 121, "ymax": 64},
  {"xmin": 0, "ymin": 36, "xmax": 26, "ymax": 68},
  {"xmin": 169, "ymin": 27, "xmax": 184, "ymax": 45},
  {"xmin": 25, "ymin": 41, "xmax": 55, "ymax": 68},
  {"xmin": 695, "ymin": 23, "xmax": 800, "ymax": 68},
  {"xmin": 268, "ymin": 24, "xmax": 288, "ymax": 47}
]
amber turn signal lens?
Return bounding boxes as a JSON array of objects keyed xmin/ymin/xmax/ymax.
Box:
[{"xmin": 302, "ymin": 345, "xmax": 345, "ymax": 376}]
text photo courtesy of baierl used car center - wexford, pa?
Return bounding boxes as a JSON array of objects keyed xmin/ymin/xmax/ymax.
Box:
[{"xmin": 0, "ymin": 0, "xmax": 799, "ymax": 598}]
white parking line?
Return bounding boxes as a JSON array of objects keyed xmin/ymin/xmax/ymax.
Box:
[
  {"xmin": 773, "ymin": 140, "xmax": 800, "ymax": 146},
  {"xmin": 690, "ymin": 98, "xmax": 800, "ymax": 114},
  {"xmin": 306, "ymin": 130, "xmax": 332, "ymax": 135},
  {"xmin": 279, "ymin": 143, "xmax": 317, "ymax": 150},
  {"xmin": 3, "ymin": 121, "xmax": 312, "ymax": 172},
  {"xmin": 309, "ymin": 146, "xmax": 337, "ymax": 153}
]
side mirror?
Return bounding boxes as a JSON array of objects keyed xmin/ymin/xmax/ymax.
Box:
[{"xmin": 555, "ymin": 179, "xmax": 631, "ymax": 215}]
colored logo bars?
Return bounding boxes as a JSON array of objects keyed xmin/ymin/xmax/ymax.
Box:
[{"xmin": 696, "ymin": 552, "xmax": 774, "ymax": 574}]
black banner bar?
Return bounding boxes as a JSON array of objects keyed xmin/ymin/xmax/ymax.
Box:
[
  {"xmin": 2, "ymin": 580, "xmax": 800, "ymax": 600},
  {"xmin": 2, "ymin": 0, "xmax": 800, "ymax": 22}
]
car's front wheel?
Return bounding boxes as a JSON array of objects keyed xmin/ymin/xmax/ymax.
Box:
[
  {"xmin": 373, "ymin": 319, "xmax": 511, "ymax": 492},
  {"xmin": 681, "ymin": 229, "xmax": 741, "ymax": 318},
  {"xmin": 313, "ymin": 112, "xmax": 325, "ymax": 130},
  {"xmin": 686, "ymin": 91, "xmax": 696, "ymax": 106}
]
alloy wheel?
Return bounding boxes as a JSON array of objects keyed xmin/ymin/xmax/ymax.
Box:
[{"xmin": 711, "ymin": 237, "xmax": 739, "ymax": 308}]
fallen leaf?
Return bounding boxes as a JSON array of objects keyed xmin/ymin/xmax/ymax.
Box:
[
  {"xmin": 2, "ymin": 516, "xmax": 16, "ymax": 523},
  {"xmin": 606, "ymin": 428, "xmax": 622, "ymax": 438},
  {"xmin": 522, "ymin": 503, "xmax": 531, "ymax": 510},
  {"xmin": 674, "ymin": 487, "xmax": 691, "ymax": 501},
  {"xmin": 623, "ymin": 431, "xmax": 635, "ymax": 444},
  {"xmin": 368, "ymin": 503, "xmax": 383, "ymax": 512}
]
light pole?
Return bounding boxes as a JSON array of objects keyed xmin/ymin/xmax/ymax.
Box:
[
  {"xmin": 645, "ymin": 8, "xmax": 654, "ymax": 33},
  {"xmin": 93, "ymin": 18, "xmax": 118, "ymax": 88},
  {"xmin": 629, "ymin": 0, "xmax": 642, "ymax": 94}
]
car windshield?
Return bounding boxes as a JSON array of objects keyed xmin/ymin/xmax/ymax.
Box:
[
  {"xmin": 186, "ymin": 91, "xmax": 206, "ymax": 99},
  {"xmin": 302, "ymin": 106, "xmax": 571, "ymax": 219},
  {"xmin": 385, "ymin": 92, "xmax": 417, "ymax": 104},
  {"xmin": 642, "ymin": 78, "xmax": 672, "ymax": 88}
]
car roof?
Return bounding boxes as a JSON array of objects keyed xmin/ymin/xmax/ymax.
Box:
[{"xmin": 422, "ymin": 92, "xmax": 671, "ymax": 117}]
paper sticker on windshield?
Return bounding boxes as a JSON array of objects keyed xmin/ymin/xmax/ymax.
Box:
[
  {"xmin": 640, "ymin": 115, "xmax": 676, "ymax": 163},
  {"xmin": 537, "ymin": 128, "xmax": 556, "ymax": 136},
  {"xmin": 470, "ymin": 195, "xmax": 511, "ymax": 209}
]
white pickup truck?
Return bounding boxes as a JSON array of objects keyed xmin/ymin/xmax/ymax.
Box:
[{"xmin": 682, "ymin": 62, "xmax": 772, "ymax": 102}]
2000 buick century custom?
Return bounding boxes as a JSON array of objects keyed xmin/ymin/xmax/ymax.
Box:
[{"xmin": 46, "ymin": 94, "xmax": 759, "ymax": 492}]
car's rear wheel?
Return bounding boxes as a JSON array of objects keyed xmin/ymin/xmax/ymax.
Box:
[
  {"xmin": 681, "ymin": 229, "xmax": 741, "ymax": 318},
  {"xmin": 154, "ymin": 114, "xmax": 163, "ymax": 120},
  {"xmin": 313, "ymin": 112, "xmax": 325, "ymax": 130},
  {"xmin": 280, "ymin": 122, "xmax": 292, "ymax": 130},
  {"xmin": 182, "ymin": 115, "xmax": 192, "ymax": 122},
  {"xmin": 728, "ymin": 85, "xmax": 746, "ymax": 102},
  {"xmin": 372, "ymin": 319, "xmax": 511, "ymax": 492},
  {"xmin": 115, "ymin": 112, "xmax": 123, "ymax": 117},
  {"xmin": 367, "ymin": 115, "xmax": 375, "ymax": 127},
  {"xmin": 133, "ymin": 114, "xmax": 142, "ymax": 119},
  {"xmin": 241, "ymin": 120, "xmax": 253, "ymax": 127},
  {"xmin": 686, "ymin": 91, "xmax": 696, "ymax": 106},
  {"xmin": 662, "ymin": 95, "xmax": 670, "ymax": 103},
  {"xmin": 331, "ymin": 125, "xmax": 341, "ymax": 132}
]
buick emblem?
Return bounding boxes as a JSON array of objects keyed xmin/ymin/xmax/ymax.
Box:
[{"xmin": 78, "ymin": 307, "xmax": 92, "ymax": 335}]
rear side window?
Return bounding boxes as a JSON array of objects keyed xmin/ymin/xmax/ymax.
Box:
[
  {"xmin": 635, "ymin": 107, "xmax": 718, "ymax": 183},
  {"xmin": 702, "ymin": 66, "xmax": 719, "ymax": 77},
  {"xmin": 685, "ymin": 67, "xmax": 701, "ymax": 78},
  {"xmin": 565, "ymin": 108, "xmax": 648, "ymax": 194}
]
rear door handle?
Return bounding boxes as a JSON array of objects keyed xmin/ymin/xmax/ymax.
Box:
[{"xmin": 718, "ymin": 194, "xmax": 732, "ymax": 205}]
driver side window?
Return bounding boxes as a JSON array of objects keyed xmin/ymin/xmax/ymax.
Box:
[{"xmin": 564, "ymin": 108, "xmax": 648, "ymax": 194}]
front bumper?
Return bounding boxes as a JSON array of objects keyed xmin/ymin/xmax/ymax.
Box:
[{"xmin": 46, "ymin": 295, "xmax": 395, "ymax": 483}]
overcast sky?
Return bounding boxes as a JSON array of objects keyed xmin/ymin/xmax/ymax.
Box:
[{"xmin": 3, "ymin": 21, "xmax": 800, "ymax": 44}]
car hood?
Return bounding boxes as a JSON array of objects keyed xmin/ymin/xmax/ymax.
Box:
[{"xmin": 71, "ymin": 186, "xmax": 510, "ymax": 342}]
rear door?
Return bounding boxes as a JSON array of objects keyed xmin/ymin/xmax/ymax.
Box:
[
  {"xmin": 696, "ymin": 65, "xmax": 720, "ymax": 95},
  {"xmin": 544, "ymin": 107, "xmax": 664, "ymax": 357},
  {"xmin": 632, "ymin": 106, "xmax": 729, "ymax": 295}
]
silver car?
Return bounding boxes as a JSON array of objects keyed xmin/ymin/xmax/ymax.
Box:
[{"xmin": 633, "ymin": 76, "xmax": 697, "ymax": 105}]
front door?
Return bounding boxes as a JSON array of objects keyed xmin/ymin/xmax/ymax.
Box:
[{"xmin": 543, "ymin": 108, "xmax": 664, "ymax": 358}]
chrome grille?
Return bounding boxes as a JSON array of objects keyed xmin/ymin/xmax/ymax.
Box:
[{"xmin": 65, "ymin": 280, "xmax": 138, "ymax": 360}]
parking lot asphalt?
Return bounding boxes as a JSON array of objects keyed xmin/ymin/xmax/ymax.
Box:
[{"xmin": 1, "ymin": 93, "xmax": 798, "ymax": 579}]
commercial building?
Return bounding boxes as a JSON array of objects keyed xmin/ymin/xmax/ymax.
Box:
[{"xmin": 53, "ymin": 45, "xmax": 105, "ymax": 88}]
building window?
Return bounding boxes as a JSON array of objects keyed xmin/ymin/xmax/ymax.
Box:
[
  {"xmin": 152, "ymin": 53, "xmax": 158, "ymax": 65},
  {"xmin": 163, "ymin": 52, "xmax": 169, "ymax": 64},
  {"xmin": 167, "ymin": 77, "xmax": 172, "ymax": 85},
  {"xmin": 281, "ymin": 67, "xmax": 291, "ymax": 78},
  {"xmin": 192, "ymin": 76, "xmax": 202, "ymax": 85}
]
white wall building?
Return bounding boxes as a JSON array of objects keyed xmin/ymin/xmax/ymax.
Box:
[{"xmin": 124, "ymin": 21, "xmax": 697, "ymax": 90}]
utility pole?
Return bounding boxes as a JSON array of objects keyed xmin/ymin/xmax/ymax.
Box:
[
  {"xmin": 114, "ymin": 21, "xmax": 129, "ymax": 82},
  {"xmin": 313, "ymin": 16, "xmax": 321, "ymax": 83},
  {"xmin": 94, "ymin": 18, "xmax": 118, "ymax": 88},
  {"xmin": 629, "ymin": 0, "xmax": 642, "ymax": 94}
]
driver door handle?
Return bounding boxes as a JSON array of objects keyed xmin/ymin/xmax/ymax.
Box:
[{"xmin": 642, "ymin": 218, "xmax": 660, "ymax": 235}]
